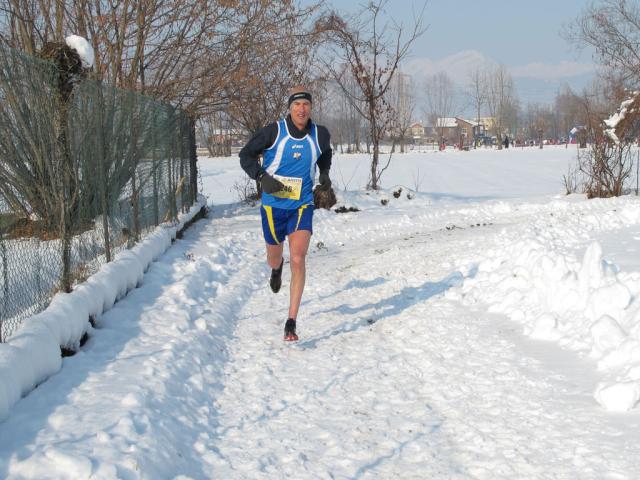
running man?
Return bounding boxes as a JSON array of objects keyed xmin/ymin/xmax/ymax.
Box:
[{"xmin": 239, "ymin": 86, "xmax": 332, "ymax": 341}]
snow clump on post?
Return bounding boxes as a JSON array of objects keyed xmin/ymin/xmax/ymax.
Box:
[{"xmin": 65, "ymin": 35, "xmax": 95, "ymax": 69}]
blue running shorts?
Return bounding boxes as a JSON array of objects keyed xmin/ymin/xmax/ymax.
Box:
[{"xmin": 260, "ymin": 204, "xmax": 314, "ymax": 245}]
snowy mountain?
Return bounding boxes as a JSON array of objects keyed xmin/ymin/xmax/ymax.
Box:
[{"xmin": 404, "ymin": 50, "xmax": 594, "ymax": 109}]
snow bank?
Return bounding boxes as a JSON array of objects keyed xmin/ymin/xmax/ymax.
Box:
[
  {"xmin": 0, "ymin": 199, "xmax": 206, "ymax": 423},
  {"xmin": 452, "ymin": 200, "xmax": 640, "ymax": 411}
]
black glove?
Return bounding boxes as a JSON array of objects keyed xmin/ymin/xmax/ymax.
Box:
[
  {"xmin": 318, "ymin": 170, "xmax": 331, "ymax": 191},
  {"xmin": 258, "ymin": 172, "xmax": 285, "ymax": 194}
]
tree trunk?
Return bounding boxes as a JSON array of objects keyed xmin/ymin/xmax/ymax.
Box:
[
  {"xmin": 59, "ymin": 101, "xmax": 74, "ymax": 293},
  {"xmin": 370, "ymin": 140, "xmax": 379, "ymax": 189},
  {"xmin": 189, "ymin": 117, "xmax": 198, "ymax": 205},
  {"xmin": 132, "ymin": 172, "xmax": 140, "ymax": 242},
  {"xmin": 369, "ymin": 112, "xmax": 379, "ymax": 189},
  {"xmin": 97, "ymin": 100, "xmax": 111, "ymax": 262}
]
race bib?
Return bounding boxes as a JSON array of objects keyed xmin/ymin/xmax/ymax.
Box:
[{"xmin": 272, "ymin": 175, "xmax": 302, "ymax": 200}]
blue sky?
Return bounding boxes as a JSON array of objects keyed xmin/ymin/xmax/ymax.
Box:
[
  {"xmin": 415, "ymin": 0, "xmax": 592, "ymax": 66},
  {"xmin": 319, "ymin": 0, "xmax": 597, "ymax": 106}
]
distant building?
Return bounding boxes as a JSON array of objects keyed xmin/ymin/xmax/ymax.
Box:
[
  {"xmin": 455, "ymin": 118, "xmax": 476, "ymax": 147},
  {"xmin": 208, "ymin": 128, "xmax": 245, "ymax": 146},
  {"xmin": 478, "ymin": 117, "xmax": 496, "ymax": 134},
  {"xmin": 409, "ymin": 122, "xmax": 426, "ymax": 141},
  {"xmin": 425, "ymin": 117, "xmax": 491, "ymax": 147},
  {"xmin": 427, "ymin": 117, "xmax": 458, "ymax": 144}
]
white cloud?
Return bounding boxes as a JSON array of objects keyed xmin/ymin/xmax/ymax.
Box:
[
  {"xmin": 403, "ymin": 50, "xmax": 494, "ymax": 80},
  {"xmin": 510, "ymin": 61, "xmax": 595, "ymax": 80},
  {"xmin": 403, "ymin": 50, "xmax": 594, "ymax": 82}
]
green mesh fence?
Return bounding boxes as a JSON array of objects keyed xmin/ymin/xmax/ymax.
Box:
[{"xmin": 0, "ymin": 45, "xmax": 197, "ymax": 342}]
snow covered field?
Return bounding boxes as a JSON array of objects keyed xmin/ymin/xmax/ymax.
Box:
[{"xmin": 3, "ymin": 146, "xmax": 640, "ymax": 478}]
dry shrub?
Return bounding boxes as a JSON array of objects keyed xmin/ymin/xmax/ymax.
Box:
[
  {"xmin": 579, "ymin": 141, "xmax": 633, "ymax": 198},
  {"xmin": 313, "ymin": 185, "xmax": 337, "ymax": 209},
  {"xmin": 233, "ymin": 176, "xmax": 259, "ymax": 205}
]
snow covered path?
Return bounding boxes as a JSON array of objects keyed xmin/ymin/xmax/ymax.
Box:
[
  {"xmin": 3, "ymin": 191, "xmax": 640, "ymax": 479},
  {"xmin": 207, "ymin": 199, "xmax": 640, "ymax": 479}
]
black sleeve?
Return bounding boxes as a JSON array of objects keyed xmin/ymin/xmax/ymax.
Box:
[
  {"xmin": 239, "ymin": 123, "xmax": 278, "ymax": 180},
  {"xmin": 316, "ymin": 125, "xmax": 332, "ymax": 173}
]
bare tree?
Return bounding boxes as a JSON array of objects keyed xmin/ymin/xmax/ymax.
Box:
[
  {"xmin": 521, "ymin": 103, "xmax": 552, "ymax": 146},
  {"xmin": 566, "ymin": 0, "xmax": 640, "ymax": 85},
  {"xmin": 2, "ymin": 1, "xmax": 230, "ymax": 97},
  {"xmin": 1, "ymin": 0, "xmax": 328, "ymax": 213},
  {"xmin": 535, "ymin": 106, "xmax": 550, "ymax": 148},
  {"xmin": 0, "ymin": 0, "xmax": 321, "ymax": 119},
  {"xmin": 468, "ymin": 67, "xmax": 488, "ymax": 122},
  {"xmin": 554, "ymin": 85, "xmax": 579, "ymax": 143},
  {"xmin": 342, "ymin": 76, "xmax": 365, "ymax": 153},
  {"xmin": 467, "ymin": 67, "xmax": 488, "ymax": 146},
  {"xmin": 423, "ymin": 71, "xmax": 457, "ymax": 145},
  {"xmin": 486, "ymin": 64, "xmax": 516, "ymax": 149},
  {"xmin": 389, "ymin": 71, "xmax": 415, "ymax": 153},
  {"xmin": 224, "ymin": 1, "xmax": 323, "ymax": 135},
  {"xmin": 320, "ymin": 76, "xmax": 364, "ymax": 154},
  {"xmin": 317, "ymin": 0, "xmax": 426, "ymax": 189},
  {"xmin": 567, "ymin": 88, "xmax": 634, "ymax": 198},
  {"xmin": 581, "ymin": 139, "xmax": 634, "ymax": 197},
  {"xmin": 199, "ymin": 111, "xmax": 234, "ymax": 157}
]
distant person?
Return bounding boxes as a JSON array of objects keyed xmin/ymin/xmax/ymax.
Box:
[
  {"xmin": 239, "ymin": 86, "xmax": 332, "ymax": 341},
  {"xmin": 503, "ymin": 135, "xmax": 510, "ymax": 149}
]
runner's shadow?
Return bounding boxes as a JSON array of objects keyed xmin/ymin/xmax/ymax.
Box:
[
  {"xmin": 299, "ymin": 269, "xmax": 475, "ymax": 350},
  {"xmin": 351, "ymin": 421, "xmax": 465, "ymax": 478},
  {"xmin": 343, "ymin": 277, "xmax": 387, "ymax": 290}
]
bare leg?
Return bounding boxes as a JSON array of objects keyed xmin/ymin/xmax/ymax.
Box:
[
  {"xmin": 287, "ymin": 230, "xmax": 311, "ymax": 320},
  {"xmin": 266, "ymin": 243, "xmax": 284, "ymax": 270}
]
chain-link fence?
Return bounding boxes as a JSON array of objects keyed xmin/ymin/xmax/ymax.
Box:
[{"xmin": 0, "ymin": 45, "xmax": 198, "ymax": 342}]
